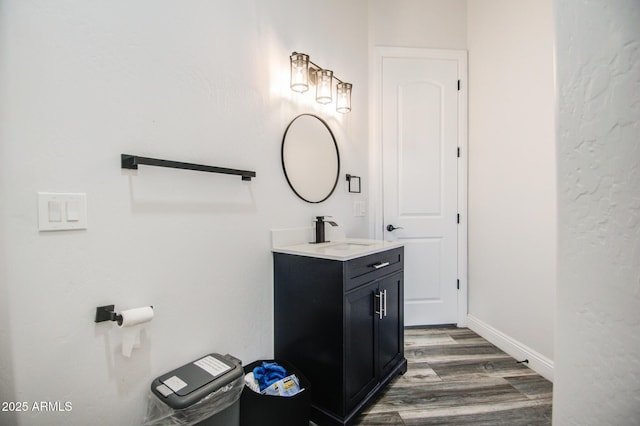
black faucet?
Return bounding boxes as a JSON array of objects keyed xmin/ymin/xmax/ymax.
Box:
[{"xmin": 313, "ymin": 216, "xmax": 338, "ymax": 244}]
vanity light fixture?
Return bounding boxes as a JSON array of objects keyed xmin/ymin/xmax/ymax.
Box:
[
  {"xmin": 290, "ymin": 52, "xmax": 310, "ymax": 93},
  {"xmin": 336, "ymin": 82, "xmax": 352, "ymax": 113},
  {"xmin": 315, "ymin": 69, "xmax": 333, "ymax": 104},
  {"xmin": 289, "ymin": 52, "xmax": 352, "ymax": 113}
]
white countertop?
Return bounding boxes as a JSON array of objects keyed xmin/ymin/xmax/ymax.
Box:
[{"xmin": 272, "ymin": 238, "xmax": 404, "ymax": 261}]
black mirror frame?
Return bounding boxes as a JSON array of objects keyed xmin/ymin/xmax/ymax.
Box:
[{"xmin": 281, "ymin": 113, "xmax": 341, "ymax": 204}]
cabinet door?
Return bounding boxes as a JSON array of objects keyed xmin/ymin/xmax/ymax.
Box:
[
  {"xmin": 378, "ymin": 271, "xmax": 404, "ymax": 379},
  {"xmin": 344, "ymin": 282, "xmax": 378, "ymax": 412}
]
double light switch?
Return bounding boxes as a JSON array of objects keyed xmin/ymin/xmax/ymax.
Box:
[{"xmin": 38, "ymin": 192, "xmax": 87, "ymax": 231}]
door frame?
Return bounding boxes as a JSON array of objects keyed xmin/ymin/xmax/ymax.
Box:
[{"xmin": 370, "ymin": 46, "xmax": 468, "ymax": 327}]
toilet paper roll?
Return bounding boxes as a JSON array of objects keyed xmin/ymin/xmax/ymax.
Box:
[
  {"xmin": 118, "ymin": 306, "xmax": 154, "ymax": 327},
  {"xmin": 118, "ymin": 307, "xmax": 153, "ymax": 357}
]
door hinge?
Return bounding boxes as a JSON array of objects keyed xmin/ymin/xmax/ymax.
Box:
[
  {"xmin": 457, "ymin": 147, "xmax": 460, "ymax": 158},
  {"xmin": 457, "ymin": 213, "xmax": 460, "ymax": 224},
  {"xmin": 457, "ymin": 279, "xmax": 460, "ymax": 290},
  {"xmin": 457, "ymin": 80, "xmax": 461, "ymax": 91}
]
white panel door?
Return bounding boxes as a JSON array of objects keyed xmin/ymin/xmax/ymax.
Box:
[{"xmin": 381, "ymin": 51, "xmax": 461, "ymax": 326}]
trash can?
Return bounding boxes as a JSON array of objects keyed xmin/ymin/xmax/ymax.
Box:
[
  {"xmin": 240, "ymin": 359, "xmax": 311, "ymax": 426},
  {"xmin": 144, "ymin": 353, "xmax": 244, "ymax": 426}
]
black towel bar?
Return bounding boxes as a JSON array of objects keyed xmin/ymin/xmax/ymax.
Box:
[{"xmin": 121, "ymin": 154, "xmax": 256, "ymax": 181}]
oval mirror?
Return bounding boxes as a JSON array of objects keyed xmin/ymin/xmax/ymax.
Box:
[{"xmin": 281, "ymin": 114, "xmax": 340, "ymax": 203}]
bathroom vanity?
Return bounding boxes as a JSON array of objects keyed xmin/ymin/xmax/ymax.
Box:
[{"xmin": 273, "ymin": 240, "xmax": 407, "ymax": 425}]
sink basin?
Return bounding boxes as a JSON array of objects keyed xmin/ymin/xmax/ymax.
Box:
[
  {"xmin": 326, "ymin": 242, "xmax": 375, "ymax": 251},
  {"xmin": 272, "ymin": 238, "xmax": 403, "ymax": 261}
]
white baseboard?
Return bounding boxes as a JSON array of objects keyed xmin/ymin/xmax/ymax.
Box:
[{"xmin": 466, "ymin": 314, "xmax": 554, "ymax": 382}]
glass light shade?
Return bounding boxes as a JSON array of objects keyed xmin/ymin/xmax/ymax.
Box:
[
  {"xmin": 315, "ymin": 69, "xmax": 333, "ymax": 104},
  {"xmin": 290, "ymin": 53, "xmax": 309, "ymax": 93},
  {"xmin": 336, "ymin": 82, "xmax": 352, "ymax": 113}
]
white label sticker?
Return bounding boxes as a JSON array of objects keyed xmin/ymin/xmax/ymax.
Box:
[
  {"xmin": 163, "ymin": 375, "xmax": 188, "ymax": 393},
  {"xmin": 194, "ymin": 356, "xmax": 231, "ymax": 377}
]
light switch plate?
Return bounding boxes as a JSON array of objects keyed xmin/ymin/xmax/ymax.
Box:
[
  {"xmin": 48, "ymin": 201, "xmax": 62, "ymax": 222},
  {"xmin": 66, "ymin": 200, "xmax": 80, "ymax": 221},
  {"xmin": 38, "ymin": 193, "xmax": 87, "ymax": 231}
]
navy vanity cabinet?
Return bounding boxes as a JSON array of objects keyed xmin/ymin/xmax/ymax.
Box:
[
  {"xmin": 344, "ymin": 271, "xmax": 404, "ymax": 413},
  {"xmin": 274, "ymin": 247, "xmax": 407, "ymax": 426}
]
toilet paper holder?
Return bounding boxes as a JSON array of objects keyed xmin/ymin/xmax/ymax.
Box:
[
  {"xmin": 95, "ymin": 305, "xmax": 123, "ymax": 325},
  {"xmin": 95, "ymin": 304, "xmax": 153, "ymax": 325}
]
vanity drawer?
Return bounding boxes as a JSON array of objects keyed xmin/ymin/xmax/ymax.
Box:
[{"xmin": 345, "ymin": 247, "xmax": 403, "ymax": 290}]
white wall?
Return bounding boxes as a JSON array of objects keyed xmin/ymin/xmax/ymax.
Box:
[
  {"xmin": 467, "ymin": 0, "xmax": 556, "ymax": 376},
  {"xmin": 368, "ymin": 0, "xmax": 467, "ymax": 49},
  {"xmin": 554, "ymin": 0, "xmax": 640, "ymax": 423},
  {"xmin": 0, "ymin": 1, "xmax": 368, "ymax": 424}
]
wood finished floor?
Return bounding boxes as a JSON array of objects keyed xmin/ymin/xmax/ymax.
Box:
[{"xmin": 352, "ymin": 326, "xmax": 553, "ymax": 425}]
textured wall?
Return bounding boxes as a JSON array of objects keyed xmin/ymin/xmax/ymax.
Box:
[
  {"xmin": 554, "ymin": 0, "xmax": 640, "ymax": 423},
  {"xmin": 368, "ymin": 0, "xmax": 467, "ymax": 49},
  {"xmin": 467, "ymin": 0, "xmax": 556, "ymax": 364},
  {"xmin": 0, "ymin": 1, "xmax": 368, "ymax": 424}
]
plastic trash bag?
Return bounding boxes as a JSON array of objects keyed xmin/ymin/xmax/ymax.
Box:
[{"xmin": 143, "ymin": 373, "xmax": 244, "ymax": 426}]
